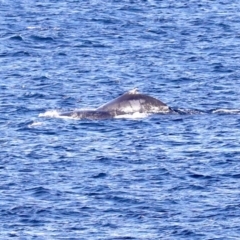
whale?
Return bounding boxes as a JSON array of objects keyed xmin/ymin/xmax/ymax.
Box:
[{"xmin": 59, "ymin": 88, "xmax": 170, "ymax": 119}]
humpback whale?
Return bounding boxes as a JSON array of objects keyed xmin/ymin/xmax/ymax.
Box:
[{"xmin": 59, "ymin": 88, "xmax": 170, "ymax": 120}]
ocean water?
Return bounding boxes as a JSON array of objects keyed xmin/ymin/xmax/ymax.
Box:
[{"xmin": 1, "ymin": 0, "xmax": 240, "ymax": 239}]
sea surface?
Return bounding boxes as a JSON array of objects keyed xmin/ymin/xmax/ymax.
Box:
[{"xmin": 1, "ymin": 0, "xmax": 240, "ymax": 239}]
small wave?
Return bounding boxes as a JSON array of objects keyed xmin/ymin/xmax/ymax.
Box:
[
  {"xmin": 30, "ymin": 35, "xmax": 55, "ymax": 42},
  {"xmin": 27, "ymin": 26, "xmax": 40, "ymax": 30},
  {"xmin": 12, "ymin": 51, "xmax": 30, "ymax": 57},
  {"xmin": 27, "ymin": 121, "xmax": 43, "ymax": 128},
  {"xmin": 212, "ymin": 109, "xmax": 240, "ymax": 114},
  {"xmin": 27, "ymin": 26, "xmax": 60, "ymax": 31},
  {"xmin": 9, "ymin": 35, "xmax": 23, "ymax": 41}
]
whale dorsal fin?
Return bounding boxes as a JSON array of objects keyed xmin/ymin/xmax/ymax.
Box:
[{"xmin": 127, "ymin": 88, "xmax": 139, "ymax": 94}]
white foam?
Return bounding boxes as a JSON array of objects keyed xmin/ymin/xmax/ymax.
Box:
[
  {"xmin": 39, "ymin": 110, "xmax": 78, "ymax": 119},
  {"xmin": 212, "ymin": 109, "xmax": 240, "ymax": 114},
  {"xmin": 38, "ymin": 110, "xmax": 60, "ymax": 118},
  {"xmin": 114, "ymin": 112, "xmax": 149, "ymax": 119},
  {"xmin": 38, "ymin": 109, "xmax": 96, "ymax": 120}
]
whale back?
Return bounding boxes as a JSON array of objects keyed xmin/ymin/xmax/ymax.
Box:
[
  {"xmin": 60, "ymin": 110, "xmax": 115, "ymax": 120},
  {"xmin": 96, "ymin": 90, "xmax": 170, "ymax": 114}
]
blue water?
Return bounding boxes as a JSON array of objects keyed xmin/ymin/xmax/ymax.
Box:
[{"xmin": 1, "ymin": 0, "xmax": 240, "ymax": 239}]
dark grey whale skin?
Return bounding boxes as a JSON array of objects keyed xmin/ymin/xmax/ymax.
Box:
[
  {"xmin": 59, "ymin": 110, "xmax": 116, "ymax": 120},
  {"xmin": 59, "ymin": 89, "xmax": 170, "ymax": 120}
]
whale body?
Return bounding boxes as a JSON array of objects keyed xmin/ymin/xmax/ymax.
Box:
[{"xmin": 60, "ymin": 89, "xmax": 170, "ymax": 119}]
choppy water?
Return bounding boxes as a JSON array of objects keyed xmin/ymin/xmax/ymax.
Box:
[{"xmin": 1, "ymin": 0, "xmax": 240, "ymax": 239}]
